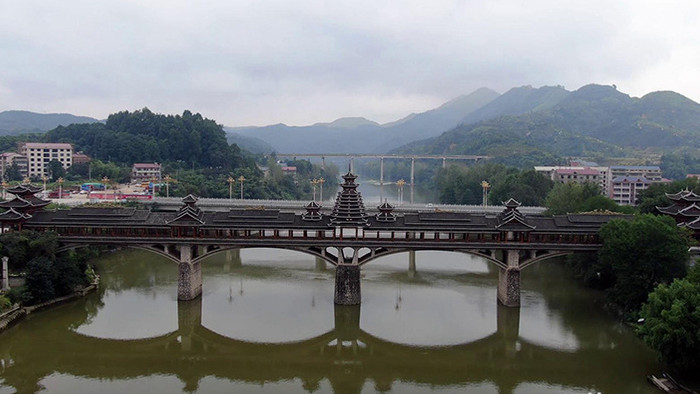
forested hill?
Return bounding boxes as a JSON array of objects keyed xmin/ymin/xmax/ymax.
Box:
[
  {"xmin": 45, "ymin": 108, "xmax": 251, "ymax": 171},
  {"xmin": 395, "ymin": 84, "xmax": 700, "ymax": 167},
  {"xmin": 0, "ymin": 110, "xmax": 99, "ymax": 135}
]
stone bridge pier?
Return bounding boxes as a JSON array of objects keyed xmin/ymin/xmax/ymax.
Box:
[
  {"xmin": 497, "ymin": 250, "xmax": 521, "ymax": 307},
  {"xmin": 334, "ymin": 247, "xmax": 361, "ymax": 305},
  {"xmin": 177, "ymin": 244, "xmax": 202, "ymax": 301}
]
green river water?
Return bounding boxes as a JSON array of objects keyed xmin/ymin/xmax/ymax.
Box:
[{"xmin": 0, "ymin": 248, "xmax": 666, "ymax": 393}]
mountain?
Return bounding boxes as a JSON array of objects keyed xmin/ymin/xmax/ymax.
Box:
[
  {"xmin": 312, "ymin": 117, "xmax": 379, "ymax": 128},
  {"xmin": 460, "ymin": 85, "xmax": 569, "ymax": 124},
  {"xmin": 393, "ymin": 84, "xmax": 700, "ymax": 167},
  {"xmin": 374, "ymin": 87, "xmax": 500, "ymax": 152},
  {"xmin": 224, "ymin": 129, "xmax": 276, "ymax": 154},
  {"xmin": 228, "ymin": 122, "xmax": 383, "ymax": 154},
  {"xmin": 232, "ymin": 87, "xmax": 500, "ymax": 154},
  {"xmin": 0, "ymin": 110, "xmax": 100, "ymax": 135}
]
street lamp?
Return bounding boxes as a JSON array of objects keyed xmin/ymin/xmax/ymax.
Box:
[
  {"xmin": 151, "ymin": 176, "xmax": 157, "ymax": 199},
  {"xmin": 396, "ymin": 179, "xmax": 406, "ymax": 206},
  {"xmin": 164, "ymin": 175, "xmax": 172, "ymax": 198},
  {"xmin": 310, "ymin": 178, "xmax": 319, "ymax": 201},
  {"xmin": 318, "ymin": 177, "xmax": 325, "ymax": 202},
  {"xmin": 481, "ymin": 180, "xmax": 491, "ymax": 207},
  {"xmin": 1, "ymin": 181, "xmax": 7, "ymax": 200},
  {"xmin": 238, "ymin": 175, "xmax": 245, "ymax": 199},
  {"xmin": 57, "ymin": 177, "xmax": 64, "ymax": 200},
  {"xmin": 227, "ymin": 176, "xmax": 235, "ymax": 200},
  {"xmin": 41, "ymin": 175, "xmax": 48, "ymax": 193},
  {"xmin": 102, "ymin": 176, "xmax": 109, "ymax": 193}
]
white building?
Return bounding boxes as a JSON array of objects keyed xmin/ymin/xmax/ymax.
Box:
[
  {"xmin": 18, "ymin": 142, "xmax": 73, "ymax": 177},
  {"xmin": 131, "ymin": 163, "xmax": 162, "ymax": 182},
  {"xmin": 535, "ymin": 165, "xmax": 608, "ymax": 194}
]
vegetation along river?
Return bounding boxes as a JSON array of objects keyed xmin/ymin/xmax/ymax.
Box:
[{"xmin": 0, "ymin": 248, "xmax": 663, "ymax": 393}]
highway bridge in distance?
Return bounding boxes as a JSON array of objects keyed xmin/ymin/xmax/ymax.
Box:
[{"xmin": 275, "ymin": 152, "xmax": 491, "ymax": 203}]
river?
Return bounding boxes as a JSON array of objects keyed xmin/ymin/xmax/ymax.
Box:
[{"xmin": 0, "ymin": 247, "xmax": 663, "ymax": 394}]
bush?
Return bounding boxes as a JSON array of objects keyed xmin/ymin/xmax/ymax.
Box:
[
  {"xmin": 0, "ymin": 295, "xmax": 12, "ymax": 311},
  {"xmin": 5, "ymin": 286, "xmax": 30, "ymax": 305}
]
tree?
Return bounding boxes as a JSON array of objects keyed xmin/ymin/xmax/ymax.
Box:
[
  {"xmin": 24, "ymin": 256, "xmax": 56, "ymax": 304},
  {"xmin": 4, "ymin": 163, "xmax": 22, "ymax": 181},
  {"xmin": 53, "ymin": 252, "xmax": 89, "ymax": 296},
  {"xmin": 489, "ymin": 169, "xmax": 554, "ymax": 206},
  {"xmin": 599, "ymin": 215, "xmax": 691, "ymax": 314},
  {"xmin": 47, "ymin": 159, "xmax": 65, "ymax": 181},
  {"xmin": 638, "ymin": 266, "xmax": 700, "ymax": 373},
  {"xmin": 544, "ymin": 181, "xmax": 600, "ymax": 215}
]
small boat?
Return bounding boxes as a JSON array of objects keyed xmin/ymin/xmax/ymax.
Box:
[{"xmin": 647, "ymin": 372, "xmax": 698, "ymax": 394}]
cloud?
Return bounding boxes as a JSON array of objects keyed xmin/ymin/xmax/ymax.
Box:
[{"xmin": 1, "ymin": 0, "xmax": 698, "ymax": 125}]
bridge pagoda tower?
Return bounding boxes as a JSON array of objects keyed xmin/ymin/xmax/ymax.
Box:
[
  {"xmin": 329, "ymin": 170, "xmax": 369, "ymax": 305},
  {"xmin": 0, "ymin": 183, "xmax": 50, "ymax": 232},
  {"xmin": 166, "ymin": 194, "xmax": 205, "ymax": 300},
  {"xmin": 495, "ymin": 198, "xmax": 535, "ymax": 307}
]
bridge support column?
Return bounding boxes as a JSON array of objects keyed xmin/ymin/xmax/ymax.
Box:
[
  {"xmin": 410, "ymin": 157, "xmax": 415, "ymax": 204},
  {"xmin": 497, "ymin": 250, "xmax": 521, "ymax": 307},
  {"xmin": 334, "ymin": 265, "xmax": 361, "ymax": 305},
  {"xmin": 379, "ymin": 157, "xmax": 384, "ymax": 201},
  {"xmin": 178, "ymin": 245, "xmax": 202, "ymax": 301}
]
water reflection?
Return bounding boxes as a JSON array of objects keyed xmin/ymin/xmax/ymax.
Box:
[{"xmin": 0, "ymin": 249, "xmax": 660, "ymax": 394}]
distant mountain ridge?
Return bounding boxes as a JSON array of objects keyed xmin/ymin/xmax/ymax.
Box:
[
  {"xmin": 0, "ymin": 110, "xmax": 100, "ymax": 135},
  {"xmin": 230, "ymin": 87, "xmax": 500, "ymax": 153},
  {"xmin": 6, "ymin": 83, "xmax": 700, "ymax": 167},
  {"xmin": 393, "ymin": 84, "xmax": 700, "ymax": 167},
  {"xmin": 460, "ymin": 85, "xmax": 570, "ymax": 125}
]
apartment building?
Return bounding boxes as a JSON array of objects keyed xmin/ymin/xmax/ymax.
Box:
[
  {"xmin": 18, "ymin": 142, "xmax": 73, "ymax": 177},
  {"xmin": 534, "ymin": 165, "xmax": 608, "ymax": 194},
  {"xmin": 609, "ymin": 166, "xmax": 662, "ymax": 182},
  {"xmin": 610, "ymin": 176, "xmax": 651, "ymax": 205},
  {"xmin": 0, "ymin": 152, "xmax": 28, "ymax": 179}
]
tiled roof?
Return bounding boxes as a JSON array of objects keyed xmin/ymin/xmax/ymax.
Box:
[{"xmin": 612, "ymin": 176, "xmax": 650, "ymax": 183}]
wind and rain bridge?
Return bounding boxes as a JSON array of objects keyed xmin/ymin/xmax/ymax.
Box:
[{"xmin": 1, "ymin": 170, "xmax": 619, "ymax": 307}]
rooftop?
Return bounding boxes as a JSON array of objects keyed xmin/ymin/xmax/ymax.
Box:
[
  {"xmin": 610, "ymin": 165, "xmax": 660, "ymax": 171},
  {"xmin": 132, "ymin": 163, "xmax": 161, "ymax": 168},
  {"xmin": 554, "ymin": 168, "xmax": 600, "ymax": 176},
  {"xmin": 20, "ymin": 142, "xmax": 73, "ymax": 150}
]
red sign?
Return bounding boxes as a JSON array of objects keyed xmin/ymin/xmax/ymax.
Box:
[{"xmin": 88, "ymin": 192, "xmax": 153, "ymax": 200}]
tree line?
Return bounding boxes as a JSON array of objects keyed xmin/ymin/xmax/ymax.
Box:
[{"xmin": 0, "ymin": 108, "xmax": 337, "ymax": 200}]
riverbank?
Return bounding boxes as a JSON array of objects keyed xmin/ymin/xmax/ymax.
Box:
[{"xmin": 0, "ymin": 276, "xmax": 99, "ymax": 333}]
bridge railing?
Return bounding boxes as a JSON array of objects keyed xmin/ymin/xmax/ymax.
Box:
[{"xmin": 149, "ymin": 197, "xmax": 547, "ymax": 214}]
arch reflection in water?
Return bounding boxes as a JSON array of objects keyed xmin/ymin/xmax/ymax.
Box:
[
  {"xmin": 0, "ymin": 298, "xmax": 656, "ymax": 394},
  {"xmin": 0, "ymin": 249, "xmax": 661, "ymax": 394}
]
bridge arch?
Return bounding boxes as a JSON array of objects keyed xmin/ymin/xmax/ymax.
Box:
[
  {"xmin": 56, "ymin": 244, "xmax": 183, "ymax": 265},
  {"xmin": 356, "ymin": 248, "xmax": 507, "ymax": 269},
  {"xmin": 519, "ymin": 251, "xmax": 576, "ymax": 270}
]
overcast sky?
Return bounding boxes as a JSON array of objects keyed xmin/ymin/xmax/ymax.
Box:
[{"xmin": 1, "ymin": 0, "xmax": 698, "ymax": 126}]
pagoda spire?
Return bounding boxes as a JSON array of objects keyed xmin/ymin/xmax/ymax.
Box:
[{"xmin": 329, "ymin": 169, "xmax": 369, "ymax": 227}]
